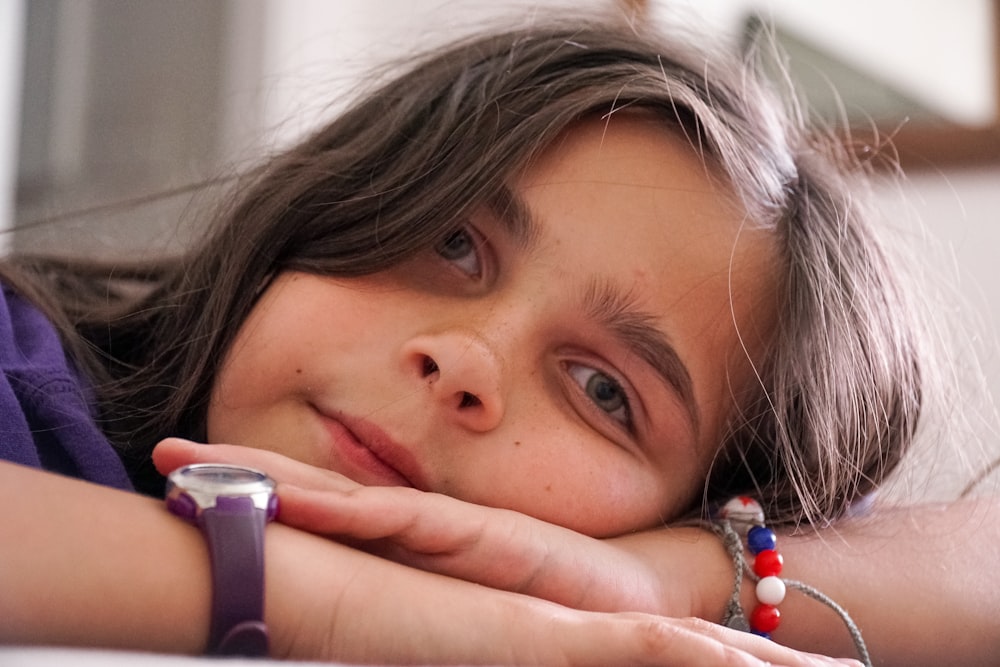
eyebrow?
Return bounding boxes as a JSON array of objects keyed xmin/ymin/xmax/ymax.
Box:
[
  {"xmin": 484, "ymin": 185, "xmax": 542, "ymax": 252},
  {"xmin": 487, "ymin": 185, "xmax": 701, "ymax": 436}
]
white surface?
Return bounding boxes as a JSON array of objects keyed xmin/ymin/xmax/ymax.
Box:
[
  {"xmin": 252, "ymin": 0, "xmax": 615, "ymax": 150},
  {"xmin": 0, "ymin": 647, "xmax": 343, "ymax": 666},
  {"xmin": 873, "ymin": 166, "xmax": 1000, "ymax": 500}
]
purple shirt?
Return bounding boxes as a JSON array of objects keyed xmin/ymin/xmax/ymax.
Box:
[{"xmin": 0, "ymin": 283, "xmax": 133, "ymax": 490}]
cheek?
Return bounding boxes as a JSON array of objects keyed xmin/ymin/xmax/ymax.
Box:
[
  {"xmin": 205, "ymin": 301, "xmax": 320, "ymax": 442},
  {"xmin": 452, "ymin": 430, "xmax": 683, "ymax": 537},
  {"xmin": 204, "ymin": 343, "xmax": 279, "ymax": 445},
  {"xmin": 541, "ymin": 466, "xmax": 676, "ymax": 537},
  {"xmin": 210, "ymin": 310, "xmax": 305, "ymax": 409}
]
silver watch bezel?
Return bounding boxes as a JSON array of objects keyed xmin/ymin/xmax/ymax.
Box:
[{"xmin": 166, "ymin": 463, "xmax": 276, "ymax": 511}]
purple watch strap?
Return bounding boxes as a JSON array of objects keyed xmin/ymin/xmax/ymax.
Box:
[{"xmin": 200, "ymin": 495, "xmax": 269, "ymax": 656}]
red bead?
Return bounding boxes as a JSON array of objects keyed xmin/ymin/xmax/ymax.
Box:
[
  {"xmin": 750, "ymin": 604, "xmax": 781, "ymax": 633},
  {"xmin": 753, "ymin": 549, "xmax": 783, "ymax": 577}
]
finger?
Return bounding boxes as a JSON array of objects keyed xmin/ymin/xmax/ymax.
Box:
[
  {"xmin": 278, "ymin": 484, "xmax": 549, "ymax": 586},
  {"xmin": 277, "ymin": 483, "xmax": 491, "ymax": 551},
  {"xmin": 152, "ymin": 438, "xmax": 360, "ymax": 492},
  {"xmin": 278, "ymin": 484, "xmax": 608, "ymax": 600},
  {"xmin": 556, "ymin": 614, "xmax": 860, "ymax": 667},
  {"xmin": 654, "ymin": 617, "xmax": 862, "ymax": 667}
]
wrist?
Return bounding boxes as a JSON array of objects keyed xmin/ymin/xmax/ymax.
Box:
[
  {"xmin": 264, "ymin": 524, "xmax": 402, "ymax": 661},
  {"xmin": 165, "ymin": 464, "xmax": 277, "ymax": 656},
  {"xmin": 263, "ymin": 525, "xmax": 533, "ymax": 664},
  {"xmin": 690, "ymin": 524, "xmax": 750, "ymax": 622},
  {"xmin": 263, "ymin": 523, "xmax": 342, "ymax": 660},
  {"xmin": 607, "ymin": 525, "xmax": 740, "ymax": 619}
]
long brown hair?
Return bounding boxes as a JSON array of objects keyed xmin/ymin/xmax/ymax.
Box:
[{"xmin": 3, "ymin": 18, "xmax": 921, "ymax": 526}]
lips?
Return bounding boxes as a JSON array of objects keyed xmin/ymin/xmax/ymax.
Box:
[{"xmin": 316, "ymin": 407, "xmax": 429, "ymax": 489}]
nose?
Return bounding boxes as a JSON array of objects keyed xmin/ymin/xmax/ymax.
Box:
[{"xmin": 402, "ymin": 331, "xmax": 505, "ymax": 432}]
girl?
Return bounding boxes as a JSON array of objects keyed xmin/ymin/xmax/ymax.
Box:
[{"xmin": 2, "ymin": 16, "xmax": 996, "ymax": 666}]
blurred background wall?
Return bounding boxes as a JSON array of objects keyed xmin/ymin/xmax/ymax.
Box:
[{"xmin": 3, "ymin": 0, "xmax": 998, "ymax": 496}]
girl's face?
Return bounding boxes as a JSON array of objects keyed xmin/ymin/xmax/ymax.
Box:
[{"xmin": 208, "ymin": 115, "xmax": 779, "ymax": 537}]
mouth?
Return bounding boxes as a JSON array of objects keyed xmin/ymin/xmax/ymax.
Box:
[{"xmin": 314, "ymin": 407, "xmax": 429, "ymax": 489}]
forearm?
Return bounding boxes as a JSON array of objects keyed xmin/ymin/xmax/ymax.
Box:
[
  {"xmin": 613, "ymin": 496, "xmax": 1000, "ymax": 667},
  {"xmin": 0, "ymin": 460, "xmax": 527, "ymax": 660},
  {"xmin": 0, "ymin": 461, "xmax": 464, "ymax": 659},
  {"xmin": 0, "ymin": 460, "xmax": 212, "ymax": 652},
  {"xmin": 770, "ymin": 497, "xmax": 1000, "ymax": 667}
]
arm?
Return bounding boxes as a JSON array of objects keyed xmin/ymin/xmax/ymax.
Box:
[
  {"xmin": 198, "ymin": 432, "xmax": 997, "ymax": 667},
  {"xmin": 605, "ymin": 497, "xmax": 1000, "ymax": 666},
  {"xmin": 0, "ymin": 460, "xmax": 853, "ymax": 666},
  {"xmin": 736, "ymin": 497, "xmax": 1000, "ymax": 666},
  {"xmin": 0, "ymin": 459, "xmax": 212, "ymax": 653},
  {"xmin": 304, "ymin": 484, "xmax": 1000, "ymax": 666}
]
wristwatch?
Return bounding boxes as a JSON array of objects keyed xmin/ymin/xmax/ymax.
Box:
[{"xmin": 165, "ymin": 463, "xmax": 278, "ymax": 656}]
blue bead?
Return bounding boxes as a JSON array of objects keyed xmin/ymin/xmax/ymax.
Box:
[
  {"xmin": 747, "ymin": 525, "xmax": 777, "ymax": 554},
  {"xmin": 750, "ymin": 630, "xmax": 772, "ymax": 640}
]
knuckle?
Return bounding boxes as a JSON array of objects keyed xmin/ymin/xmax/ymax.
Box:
[
  {"xmin": 628, "ymin": 614, "xmax": 687, "ymax": 656},
  {"xmin": 625, "ymin": 614, "xmax": 761, "ymax": 666}
]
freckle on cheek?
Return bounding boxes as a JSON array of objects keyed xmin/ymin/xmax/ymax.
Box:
[
  {"xmin": 296, "ymin": 368, "xmax": 303, "ymax": 374},
  {"xmin": 513, "ymin": 441, "xmax": 522, "ymax": 446}
]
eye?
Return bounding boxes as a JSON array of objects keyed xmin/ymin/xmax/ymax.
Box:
[
  {"xmin": 435, "ymin": 227, "xmax": 482, "ymax": 277},
  {"xmin": 567, "ymin": 363, "xmax": 633, "ymax": 428}
]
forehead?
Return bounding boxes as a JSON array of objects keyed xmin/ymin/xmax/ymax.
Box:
[
  {"xmin": 513, "ymin": 113, "xmax": 780, "ymax": 439},
  {"xmin": 514, "ymin": 112, "xmax": 776, "ymax": 291}
]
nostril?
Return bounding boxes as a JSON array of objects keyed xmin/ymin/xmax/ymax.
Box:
[
  {"xmin": 458, "ymin": 392, "xmax": 481, "ymax": 408},
  {"xmin": 421, "ymin": 356, "xmax": 439, "ymax": 378}
]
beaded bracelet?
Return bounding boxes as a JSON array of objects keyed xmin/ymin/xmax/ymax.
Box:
[
  {"xmin": 710, "ymin": 495, "xmax": 873, "ymax": 667},
  {"xmin": 716, "ymin": 496, "xmax": 785, "ymax": 637}
]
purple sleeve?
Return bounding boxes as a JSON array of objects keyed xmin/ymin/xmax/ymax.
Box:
[{"xmin": 0, "ymin": 283, "xmax": 133, "ymax": 491}]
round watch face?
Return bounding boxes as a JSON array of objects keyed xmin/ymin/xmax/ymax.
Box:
[{"xmin": 167, "ymin": 463, "xmax": 277, "ymax": 512}]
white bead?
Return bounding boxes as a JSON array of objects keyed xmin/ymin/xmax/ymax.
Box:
[
  {"xmin": 719, "ymin": 496, "xmax": 764, "ymax": 531},
  {"xmin": 756, "ymin": 576, "xmax": 786, "ymax": 606}
]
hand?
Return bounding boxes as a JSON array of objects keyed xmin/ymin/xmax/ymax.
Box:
[
  {"xmin": 280, "ymin": 478, "xmax": 685, "ymax": 612},
  {"xmin": 267, "ymin": 512, "xmax": 859, "ymax": 667},
  {"xmin": 154, "ymin": 438, "xmax": 727, "ymax": 619},
  {"xmin": 309, "ymin": 578, "xmax": 864, "ymax": 667},
  {"xmin": 153, "ymin": 437, "xmax": 361, "ymax": 492}
]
